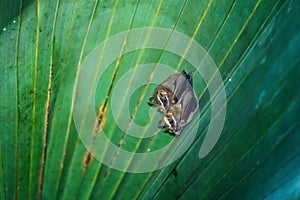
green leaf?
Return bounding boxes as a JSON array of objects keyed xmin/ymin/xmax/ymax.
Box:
[{"xmin": 1, "ymin": 0, "xmax": 299, "ymax": 199}]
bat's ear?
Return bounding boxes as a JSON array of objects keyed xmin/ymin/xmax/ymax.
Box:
[
  {"xmin": 181, "ymin": 70, "xmax": 189, "ymax": 79},
  {"xmin": 147, "ymin": 97, "xmax": 155, "ymax": 106},
  {"xmin": 181, "ymin": 70, "xmax": 194, "ymax": 87},
  {"xmin": 187, "ymin": 71, "xmax": 194, "ymax": 87}
]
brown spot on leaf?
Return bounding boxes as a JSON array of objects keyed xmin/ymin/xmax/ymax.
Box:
[
  {"xmin": 83, "ymin": 151, "xmax": 93, "ymax": 167},
  {"xmin": 103, "ymin": 170, "xmax": 109, "ymax": 179},
  {"xmin": 93, "ymin": 104, "xmax": 107, "ymax": 135}
]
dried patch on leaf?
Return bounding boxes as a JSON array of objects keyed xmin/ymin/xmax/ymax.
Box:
[
  {"xmin": 93, "ymin": 104, "xmax": 107, "ymax": 135},
  {"xmin": 82, "ymin": 151, "xmax": 93, "ymax": 167}
]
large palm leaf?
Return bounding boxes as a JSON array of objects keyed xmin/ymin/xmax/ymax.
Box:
[{"xmin": 1, "ymin": 0, "xmax": 299, "ymax": 199}]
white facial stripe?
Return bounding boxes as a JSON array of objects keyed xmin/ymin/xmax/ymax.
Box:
[
  {"xmin": 164, "ymin": 116, "xmax": 172, "ymax": 129},
  {"xmin": 157, "ymin": 94, "xmax": 164, "ymax": 106}
]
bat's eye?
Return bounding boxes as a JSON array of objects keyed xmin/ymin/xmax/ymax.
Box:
[
  {"xmin": 169, "ymin": 118, "xmax": 175, "ymax": 126},
  {"xmin": 167, "ymin": 113, "xmax": 177, "ymax": 127},
  {"xmin": 162, "ymin": 98, "xmax": 168, "ymax": 106}
]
